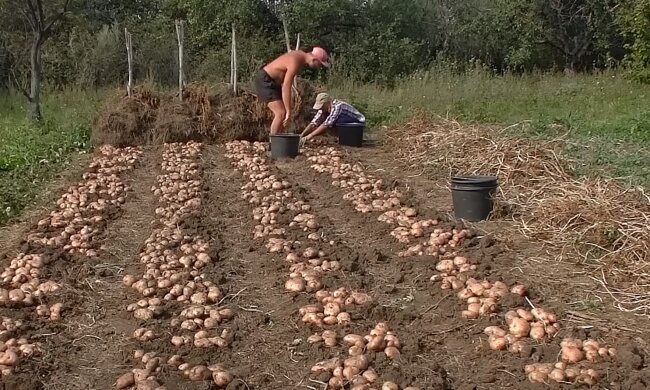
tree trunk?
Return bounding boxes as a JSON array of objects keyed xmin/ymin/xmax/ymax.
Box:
[{"xmin": 29, "ymin": 35, "xmax": 42, "ymax": 121}]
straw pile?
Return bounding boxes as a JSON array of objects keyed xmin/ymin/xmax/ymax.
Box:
[
  {"xmin": 385, "ymin": 117, "xmax": 650, "ymax": 315},
  {"xmin": 92, "ymin": 80, "xmax": 316, "ymax": 146}
]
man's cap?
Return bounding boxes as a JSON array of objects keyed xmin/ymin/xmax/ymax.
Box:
[
  {"xmin": 311, "ymin": 47, "xmax": 331, "ymax": 68},
  {"xmin": 313, "ymin": 93, "xmax": 332, "ymax": 110}
]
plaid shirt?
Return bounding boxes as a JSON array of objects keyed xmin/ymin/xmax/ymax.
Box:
[{"xmin": 311, "ymin": 99, "xmax": 366, "ymax": 127}]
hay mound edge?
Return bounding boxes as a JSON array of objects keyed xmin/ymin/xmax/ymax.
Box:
[{"xmin": 92, "ymin": 80, "xmax": 317, "ymax": 146}]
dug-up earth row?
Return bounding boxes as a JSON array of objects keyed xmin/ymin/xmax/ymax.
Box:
[{"xmin": 0, "ymin": 139, "xmax": 648, "ymax": 390}]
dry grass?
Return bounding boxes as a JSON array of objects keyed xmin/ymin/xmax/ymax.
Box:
[
  {"xmin": 385, "ymin": 117, "xmax": 650, "ymax": 315},
  {"xmin": 92, "ymin": 80, "xmax": 316, "ymax": 146}
]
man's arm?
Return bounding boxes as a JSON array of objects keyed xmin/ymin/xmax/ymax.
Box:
[
  {"xmin": 282, "ymin": 63, "xmax": 299, "ymax": 123},
  {"xmin": 305, "ymin": 123, "xmax": 330, "ymax": 139},
  {"xmin": 302, "ymin": 111, "xmax": 323, "ymax": 137},
  {"xmin": 301, "ymin": 123, "xmax": 316, "ymax": 137}
]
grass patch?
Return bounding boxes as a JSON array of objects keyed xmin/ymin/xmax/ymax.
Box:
[
  {"xmin": 329, "ymin": 67, "xmax": 650, "ymax": 186},
  {"xmin": 0, "ymin": 88, "xmax": 105, "ymax": 226}
]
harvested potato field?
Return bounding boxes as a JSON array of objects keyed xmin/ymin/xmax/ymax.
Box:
[{"xmin": 0, "ymin": 136, "xmax": 649, "ymax": 390}]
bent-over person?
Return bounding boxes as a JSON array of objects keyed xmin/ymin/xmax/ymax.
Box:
[
  {"xmin": 301, "ymin": 93, "xmax": 366, "ymax": 142},
  {"xmin": 254, "ymin": 47, "xmax": 331, "ymax": 135}
]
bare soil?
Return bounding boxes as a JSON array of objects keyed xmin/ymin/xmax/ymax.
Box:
[{"xmin": 0, "ymin": 137, "xmax": 648, "ymax": 390}]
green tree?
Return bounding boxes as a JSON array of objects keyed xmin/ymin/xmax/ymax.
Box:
[
  {"xmin": 2, "ymin": 0, "xmax": 72, "ymax": 120},
  {"xmin": 619, "ymin": 0, "xmax": 650, "ymax": 81}
]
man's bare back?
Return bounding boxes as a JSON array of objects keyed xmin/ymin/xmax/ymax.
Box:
[
  {"xmin": 254, "ymin": 47, "xmax": 330, "ymax": 135},
  {"xmin": 263, "ymin": 51, "xmax": 308, "ymax": 85}
]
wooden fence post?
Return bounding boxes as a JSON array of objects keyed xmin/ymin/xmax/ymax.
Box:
[
  {"xmin": 125, "ymin": 28, "xmax": 133, "ymax": 97},
  {"xmin": 175, "ymin": 20, "xmax": 185, "ymax": 101}
]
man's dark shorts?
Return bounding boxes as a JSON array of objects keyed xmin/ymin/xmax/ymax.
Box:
[{"xmin": 255, "ymin": 69, "xmax": 282, "ymax": 103}]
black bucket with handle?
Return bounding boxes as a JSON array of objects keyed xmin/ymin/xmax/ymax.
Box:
[
  {"xmin": 450, "ymin": 176, "xmax": 498, "ymax": 221},
  {"xmin": 270, "ymin": 134, "xmax": 300, "ymax": 159},
  {"xmin": 336, "ymin": 123, "xmax": 365, "ymax": 147}
]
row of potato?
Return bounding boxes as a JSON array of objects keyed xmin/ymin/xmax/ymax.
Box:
[
  {"xmin": 0, "ymin": 145, "xmax": 142, "ymax": 378},
  {"xmin": 308, "ymin": 146, "xmax": 616, "ymax": 387},
  {"xmin": 116, "ymin": 142, "xmax": 233, "ymax": 390},
  {"xmin": 225, "ymin": 141, "xmax": 419, "ymax": 390}
]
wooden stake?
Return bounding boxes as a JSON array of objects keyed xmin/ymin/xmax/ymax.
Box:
[
  {"xmin": 282, "ymin": 17, "xmax": 291, "ymax": 53},
  {"xmin": 295, "ymin": 33, "xmax": 301, "ymax": 51},
  {"xmin": 231, "ymin": 23, "xmax": 237, "ymax": 94},
  {"xmin": 175, "ymin": 20, "xmax": 185, "ymax": 101},
  {"xmin": 125, "ymin": 28, "xmax": 133, "ymax": 97}
]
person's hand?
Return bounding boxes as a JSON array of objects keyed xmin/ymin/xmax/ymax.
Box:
[{"xmin": 283, "ymin": 111, "xmax": 291, "ymax": 127}]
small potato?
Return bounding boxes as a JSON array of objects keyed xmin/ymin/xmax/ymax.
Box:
[
  {"xmin": 344, "ymin": 355, "xmax": 369, "ymax": 371},
  {"xmin": 328, "ymin": 376, "xmax": 345, "ymax": 389},
  {"xmin": 516, "ymin": 309, "xmax": 534, "ymax": 322},
  {"xmin": 362, "ymin": 369, "xmax": 378, "ymax": 383},
  {"xmin": 384, "ymin": 346, "xmax": 401, "ymax": 360},
  {"xmin": 188, "ymin": 365, "xmax": 211, "ymax": 381},
  {"xmin": 561, "ymin": 346, "xmax": 584, "ymax": 363},
  {"xmin": 285, "ymin": 278, "xmax": 305, "ymax": 293},
  {"xmin": 529, "ymin": 325, "xmax": 546, "ymax": 341},
  {"xmin": 509, "ymin": 318, "xmax": 531, "ymax": 338},
  {"xmin": 344, "ymin": 334, "xmax": 365, "ymax": 347},
  {"xmin": 114, "ymin": 372, "xmax": 135, "ymax": 389},
  {"xmin": 213, "ymin": 371, "xmax": 233, "ymax": 387},
  {"xmin": 462, "ymin": 310, "xmax": 479, "ymax": 320},
  {"xmin": 489, "ymin": 336, "xmax": 507, "ymax": 351},
  {"xmin": 366, "ymin": 336, "xmax": 386, "ymax": 351},
  {"xmin": 528, "ymin": 371, "xmax": 547, "ymax": 383},
  {"xmin": 548, "ymin": 368, "xmax": 565, "ymax": 382},
  {"xmin": 484, "ymin": 326, "xmax": 507, "ymax": 337},
  {"xmin": 382, "ymin": 382, "xmax": 399, "ymax": 390}
]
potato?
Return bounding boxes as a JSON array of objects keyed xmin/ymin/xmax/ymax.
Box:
[
  {"xmin": 344, "ymin": 355, "xmax": 369, "ymax": 371},
  {"xmin": 384, "ymin": 346, "xmax": 401, "ymax": 360},
  {"xmin": 489, "ymin": 336, "xmax": 507, "ymax": 351},
  {"xmin": 213, "ymin": 371, "xmax": 233, "ymax": 387},
  {"xmin": 114, "ymin": 372, "xmax": 135, "ymax": 389},
  {"xmin": 484, "ymin": 326, "xmax": 507, "ymax": 337},
  {"xmin": 509, "ymin": 318, "xmax": 530, "ymax": 338},
  {"xmin": 285, "ymin": 278, "xmax": 305, "ymax": 292},
  {"xmin": 382, "ymin": 382, "xmax": 399, "ymax": 390},
  {"xmin": 548, "ymin": 368, "xmax": 565, "ymax": 382},
  {"xmin": 561, "ymin": 346, "xmax": 584, "ymax": 363}
]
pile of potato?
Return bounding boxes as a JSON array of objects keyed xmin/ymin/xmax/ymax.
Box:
[
  {"xmin": 116, "ymin": 349, "xmax": 234, "ymax": 389},
  {"xmin": 398, "ymin": 228, "xmax": 472, "ymax": 258},
  {"xmin": 307, "ymin": 148, "xmax": 404, "ymax": 213},
  {"xmin": 559, "ymin": 338, "xmax": 616, "ymax": 363},
  {"xmin": 306, "ymin": 147, "xmax": 474, "ymax": 260},
  {"xmin": 0, "ymin": 147, "xmax": 141, "ymax": 312},
  {"xmin": 484, "ymin": 307, "xmax": 561, "ymax": 353},
  {"xmin": 454, "ymin": 278, "xmax": 509, "ymax": 319},
  {"xmin": 29, "ymin": 145, "xmax": 142, "ymax": 256},
  {"xmin": 0, "ymin": 317, "xmax": 41, "ymax": 377},
  {"xmin": 429, "ymin": 256, "xmax": 478, "ymax": 289},
  {"xmin": 309, "ymin": 324, "xmax": 414, "ymax": 390},
  {"xmin": 0, "ymin": 253, "xmax": 60, "ymax": 307},
  {"xmin": 299, "ymin": 286, "xmax": 373, "ymax": 327},
  {"xmin": 525, "ymin": 362, "xmax": 600, "ymax": 385}
]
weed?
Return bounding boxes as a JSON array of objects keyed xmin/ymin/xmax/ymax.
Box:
[
  {"xmin": 329, "ymin": 67, "xmax": 650, "ymax": 186},
  {"xmin": 0, "ymin": 88, "xmax": 105, "ymax": 225}
]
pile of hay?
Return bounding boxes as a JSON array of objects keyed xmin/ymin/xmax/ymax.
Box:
[
  {"xmin": 92, "ymin": 79, "xmax": 317, "ymax": 146},
  {"xmin": 92, "ymin": 86, "xmax": 161, "ymax": 146},
  {"xmin": 385, "ymin": 116, "xmax": 650, "ymax": 314}
]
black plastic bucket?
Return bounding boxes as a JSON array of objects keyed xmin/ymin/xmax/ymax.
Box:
[
  {"xmin": 270, "ymin": 134, "xmax": 300, "ymax": 159},
  {"xmin": 450, "ymin": 176, "xmax": 498, "ymax": 222},
  {"xmin": 336, "ymin": 123, "xmax": 365, "ymax": 147}
]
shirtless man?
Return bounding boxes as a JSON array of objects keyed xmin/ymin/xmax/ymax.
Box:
[{"xmin": 255, "ymin": 47, "xmax": 331, "ymax": 135}]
